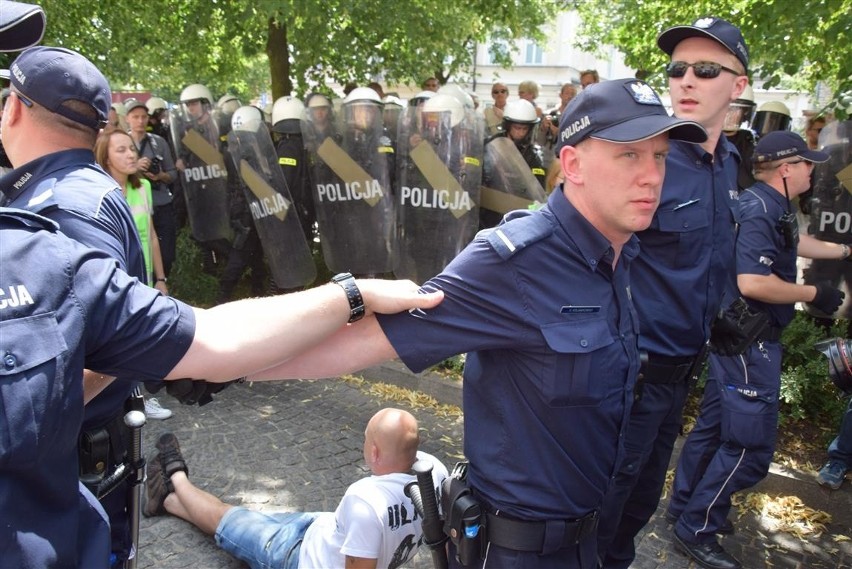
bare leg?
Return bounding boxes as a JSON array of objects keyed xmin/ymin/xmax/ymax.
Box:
[{"xmin": 163, "ymin": 471, "xmax": 233, "ymax": 536}]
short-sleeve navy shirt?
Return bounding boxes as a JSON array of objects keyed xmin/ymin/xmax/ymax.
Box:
[
  {"xmin": 378, "ymin": 189, "xmax": 641, "ymax": 520},
  {"xmin": 631, "ymin": 138, "xmax": 740, "ymax": 357},
  {"xmin": 736, "ymin": 181, "xmax": 798, "ymax": 327},
  {"xmin": 0, "ymin": 149, "xmax": 149, "ymax": 427},
  {"xmin": 0, "ymin": 209, "xmax": 195, "ymax": 568}
]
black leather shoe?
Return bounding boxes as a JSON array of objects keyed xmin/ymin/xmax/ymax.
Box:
[
  {"xmin": 673, "ymin": 532, "xmax": 742, "ymax": 569},
  {"xmin": 665, "ymin": 511, "xmax": 735, "ymax": 534}
]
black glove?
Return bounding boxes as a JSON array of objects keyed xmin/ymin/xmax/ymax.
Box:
[
  {"xmin": 709, "ymin": 297, "xmax": 769, "ymax": 357},
  {"xmin": 166, "ymin": 378, "xmax": 239, "ymax": 406},
  {"xmin": 808, "ymin": 282, "xmax": 845, "ymax": 315}
]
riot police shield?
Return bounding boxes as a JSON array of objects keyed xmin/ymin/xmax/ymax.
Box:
[
  {"xmin": 393, "ymin": 98, "xmax": 483, "ymax": 283},
  {"xmin": 481, "ymin": 136, "xmax": 548, "ymax": 227},
  {"xmin": 304, "ymin": 95, "xmax": 396, "ymax": 275},
  {"xmin": 802, "ymin": 119, "xmax": 851, "ymax": 319},
  {"xmin": 227, "ymin": 120, "xmax": 316, "ymax": 289},
  {"xmin": 170, "ymin": 105, "xmax": 231, "ymax": 243}
]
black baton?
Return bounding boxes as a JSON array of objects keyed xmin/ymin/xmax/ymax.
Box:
[
  {"xmin": 125, "ymin": 409, "xmax": 146, "ymax": 569},
  {"xmin": 405, "ymin": 459, "xmax": 448, "ymax": 569}
]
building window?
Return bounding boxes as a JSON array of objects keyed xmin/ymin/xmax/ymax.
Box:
[{"xmin": 524, "ymin": 41, "xmax": 543, "ymax": 65}]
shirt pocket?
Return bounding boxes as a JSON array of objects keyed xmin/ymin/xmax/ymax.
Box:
[
  {"xmin": 539, "ymin": 317, "xmax": 614, "ymax": 407},
  {"xmin": 0, "ymin": 313, "xmax": 69, "ymax": 470},
  {"xmin": 646, "ymin": 205, "xmax": 710, "ymax": 269}
]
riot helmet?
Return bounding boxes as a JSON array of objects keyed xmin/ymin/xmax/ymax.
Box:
[
  {"xmin": 272, "ymin": 96, "xmax": 305, "ymax": 134},
  {"xmin": 146, "ymin": 96, "xmax": 168, "ymax": 114},
  {"xmin": 217, "ymin": 94, "xmax": 242, "ymax": 116},
  {"xmin": 180, "ymin": 83, "xmax": 214, "ymax": 119},
  {"xmin": 438, "ymin": 83, "xmax": 474, "ymax": 111},
  {"xmin": 723, "ymin": 84, "xmax": 756, "ymax": 133},
  {"xmin": 231, "ymin": 105, "xmax": 265, "ymax": 133},
  {"xmin": 420, "ymin": 93, "xmax": 464, "ymax": 145},
  {"xmin": 502, "ymin": 99, "xmax": 540, "ymax": 146},
  {"xmin": 343, "ymin": 87, "xmax": 383, "ymax": 132},
  {"xmin": 753, "ymin": 100, "xmax": 792, "ymax": 137},
  {"xmin": 305, "ymin": 92, "xmax": 333, "ymax": 125},
  {"xmin": 408, "ymin": 90, "xmax": 435, "ymax": 108}
]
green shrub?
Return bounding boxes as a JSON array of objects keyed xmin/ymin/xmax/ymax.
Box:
[
  {"xmin": 168, "ymin": 227, "xmax": 219, "ymax": 307},
  {"xmin": 779, "ymin": 310, "xmax": 848, "ymax": 422}
]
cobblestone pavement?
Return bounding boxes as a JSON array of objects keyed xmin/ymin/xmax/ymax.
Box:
[{"xmin": 138, "ymin": 371, "xmax": 852, "ymax": 568}]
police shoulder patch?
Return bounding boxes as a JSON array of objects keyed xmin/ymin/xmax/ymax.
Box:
[{"xmin": 485, "ymin": 209, "xmax": 553, "ymax": 260}]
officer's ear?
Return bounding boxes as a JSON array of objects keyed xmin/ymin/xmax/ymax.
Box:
[
  {"xmin": 559, "ymin": 144, "xmax": 584, "ymax": 187},
  {"xmin": 3, "ymin": 92, "xmax": 27, "ymax": 126}
]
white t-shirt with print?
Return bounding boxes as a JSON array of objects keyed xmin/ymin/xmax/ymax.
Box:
[{"xmin": 299, "ymin": 451, "xmax": 448, "ymax": 569}]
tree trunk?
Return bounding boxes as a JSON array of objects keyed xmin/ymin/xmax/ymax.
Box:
[{"xmin": 267, "ymin": 16, "xmax": 292, "ymax": 100}]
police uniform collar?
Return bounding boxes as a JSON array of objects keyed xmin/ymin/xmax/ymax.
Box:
[
  {"xmin": 549, "ymin": 189, "xmax": 638, "ymax": 269},
  {"xmin": 0, "ymin": 148, "xmax": 99, "ymax": 203},
  {"xmin": 672, "ymin": 134, "xmax": 739, "ymax": 163},
  {"xmin": 746, "ymin": 180, "xmax": 787, "ymax": 208}
]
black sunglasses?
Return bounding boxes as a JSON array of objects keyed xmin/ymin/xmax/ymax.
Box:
[
  {"xmin": 665, "ymin": 61, "xmax": 741, "ymax": 79},
  {"xmin": 492, "ymin": 89, "xmax": 508, "ymax": 95}
]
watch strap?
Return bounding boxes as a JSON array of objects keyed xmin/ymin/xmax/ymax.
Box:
[{"xmin": 332, "ymin": 273, "xmax": 365, "ymax": 323}]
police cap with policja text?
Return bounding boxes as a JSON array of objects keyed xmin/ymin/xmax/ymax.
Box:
[
  {"xmin": 554, "ymin": 78, "xmax": 707, "ymax": 157},
  {"xmin": 9, "ymin": 46, "xmax": 111, "ymax": 130},
  {"xmin": 657, "ymin": 16, "xmax": 749, "ymax": 73},
  {"xmin": 753, "ymin": 130, "xmax": 829, "ymax": 164}
]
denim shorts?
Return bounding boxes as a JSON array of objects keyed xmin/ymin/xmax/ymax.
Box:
[{"xmin": 215, "ymin": 506, "xmax": 321, "ymax": 569}]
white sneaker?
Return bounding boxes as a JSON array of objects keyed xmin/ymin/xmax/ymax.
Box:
[{"xmin": 144, "ymin": 397, "xmax": 173, "ymax": 420}]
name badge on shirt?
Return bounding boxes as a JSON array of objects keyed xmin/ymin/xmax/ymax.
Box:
[{"xmin": 561, "ymin": 305, "xmax": 601, "ymax": 314}]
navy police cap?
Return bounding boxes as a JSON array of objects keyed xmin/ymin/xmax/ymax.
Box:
[
  {"xmin": 9, "ymin": 46, "xmax": 111, "ymax": 131},
  {"xmin": 658, "ymin": 17, "xmax": 749, "ymax": 73},
  {"xmin": 555, "ymin": 78, "xmax": 706, "ymax": 156},
  {"xmin": 753, "ymin": 130, "xmax": 829, "ymax": 164}
]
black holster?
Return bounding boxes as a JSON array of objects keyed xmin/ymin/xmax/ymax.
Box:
[{"xmin": 441, "ymin": 476, "xmax": 486, "ymax": 566}]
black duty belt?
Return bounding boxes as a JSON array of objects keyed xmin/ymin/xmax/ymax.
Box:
[
  {"xmin": 759, "ymin": 326, "xmax": 783, "ymax": 342},
  {"xmin": 486, "ymin": 510, "xmax": 598, "ymax": 553},
  {"xmin": 641, "ymin": 353, "xmax": 696, "ymax": 385}
]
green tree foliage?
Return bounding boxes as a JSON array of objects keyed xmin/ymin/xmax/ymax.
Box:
[
  {"xmin": 571, "ymin": 0, "xmax": 851, "ymax": 116},
  {"xmin": 29, "ymin": 0, "xmax": 559, "ymax": 102}
]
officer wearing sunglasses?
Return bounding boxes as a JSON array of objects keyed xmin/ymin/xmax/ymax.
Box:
[{"xmin": 599, "ymin": 16, "xmax": 750, "ymax": 569}]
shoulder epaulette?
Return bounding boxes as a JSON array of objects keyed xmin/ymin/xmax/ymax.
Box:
[
  {"xmin": 485, "ymin": 209, "xmax": 553, "ymax": 260},
  {"xmin": 0, "ymin": 206, "xmax": 59, "ymax": 231}
]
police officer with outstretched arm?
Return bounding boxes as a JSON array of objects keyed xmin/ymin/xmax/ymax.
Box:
[
  {"xmin": 0, "ymin": 218, "xmax": 442, "ymax": 569},
  {"xmin": 243, "ymin": 79, "xmax": 707, "ymax": 569},
  {"xmin": 0, "ymin": 17, "xmax": 153, "ymax": 568}
]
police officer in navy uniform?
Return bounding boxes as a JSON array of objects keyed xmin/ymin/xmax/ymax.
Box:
[
  {"xmin": 246, "ymin": 79, "xmax": 707, "ymax": 569},
  {"xmin": 0, "ymin": 38, "xmax": 152, "ymax": 569},
  {"xmin": 666, "ymin": 131, "xmax": 845, "ymax": 568},
  {"xmin": 597, "ymin": 17, "xmax": 750, "ymax": 569},
  {"xmin": 0, "ymin": 203, "xmax": 442, "ymax": 569}
]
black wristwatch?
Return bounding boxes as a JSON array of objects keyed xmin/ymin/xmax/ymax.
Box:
[{"xmin": 332, "ymin": 273, "xmax": 365, "ymax": 323}]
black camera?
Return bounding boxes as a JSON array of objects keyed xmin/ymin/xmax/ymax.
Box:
[
  {"xmin": 148, "ymin": 155, "xmax": 163, "ymax": 175},
  {"xmin": 547, "ymin": 110, "xmax": 560, "ymax": 124},
  {"xmin": 778, "ymin": 211, "xmax": 799, "ymax": 249}
]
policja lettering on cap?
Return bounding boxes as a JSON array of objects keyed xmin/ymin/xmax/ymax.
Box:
[
  {"xmin": 753, "ymin": 130, "xmax": 829, "ymax": 164},
  {"xmin": 9, "ymin": 46, "xmax": 111, "ymax": 130},
  {"xmin": 554, "ymin": 78, "xmax": 707, "ymax": 157}
]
